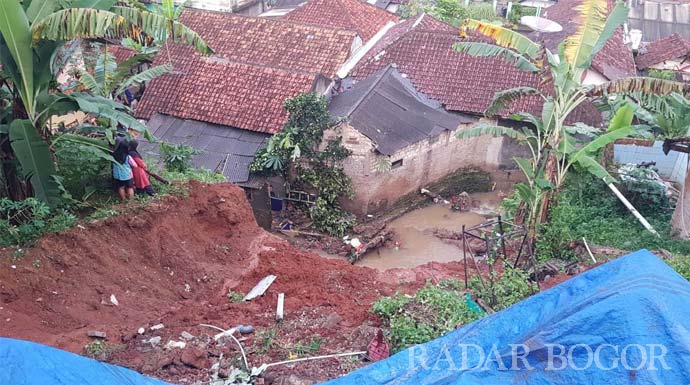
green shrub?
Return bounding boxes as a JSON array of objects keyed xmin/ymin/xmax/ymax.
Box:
[
  {"xmin": 372, "ymin": 280, "xmax": 482, "ymax": 352},
  {"xmin": 55, "ymin": 139, "xmax": 111, "ymax": 200},
  {"xmin": 0, "ymin": 198, "xmax": 76, "ymax": 247},
  {"xmin": 537, "ymin": 173, "xmax": 690, "ymax": 260},
  {"xmin": 668, "ymin": 255, "xmax": 690, "ymax": 281},
  {"xmin": 159, "ymin": 142, "xmax": 200, "ymax": 172},
  {"xmin": 470, "ymin": 264, "xmax": 535, "ymax": 311}
]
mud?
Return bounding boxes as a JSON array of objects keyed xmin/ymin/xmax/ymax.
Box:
[{"xmin": 0, "ymin": 182, "xmax": 475, "ymax": 383}]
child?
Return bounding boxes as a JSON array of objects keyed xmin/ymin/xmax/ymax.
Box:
[
  {"xmin": 128, "ymin": 139, "xmax": 155, "ymax": 196},
  {"xmin": 112, "ymin": 137, "xmax": 137, "ymax": 200}
]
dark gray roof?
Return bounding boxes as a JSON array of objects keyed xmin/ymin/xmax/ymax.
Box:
[
  {"xmin": 330, "ymin": 65, "xmax": 477, "ymax": 155},
  {"xmin": 143, "ymin": 114, "xmax": 269, "ymax": 184}
]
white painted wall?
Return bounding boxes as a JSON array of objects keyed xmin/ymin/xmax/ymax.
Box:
[{"xmin": 614, "ymin": 141, "xmax": 688, "ymax": 184}]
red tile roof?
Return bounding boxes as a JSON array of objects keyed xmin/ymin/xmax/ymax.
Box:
[
  {"xmin": 535, "ymin": 0, "xmax": 636, "ymax": 80},
  {"xmin": 178, "ymin": 9, "xmax": 358, "ymax": 78},
  {"xmin": 283, "ymin": 0, "xmax": 399, "ymax": 41},
  {"xmin": 635, "ymin": 33, "xmax": 690, "ymax": 70},
  {"xmin": 352, "ymin": 23, "xmax": 542, "ymax": 116},
  {"xmin": 136, "ymin": 53, "xmax": 320, "ymax": 134},
  {"xmin": 107, "ymin": 45, "xmax": 137, "ymax": 64},
  {"xmin": 136, "ymin": 9, "xmax": 359, "ymax": 133},
  {"xmin": 351, "ymin": 14, "xmax": 601, "ymax": 125}
]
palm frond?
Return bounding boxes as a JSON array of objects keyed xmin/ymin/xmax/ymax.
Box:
[
  {"xmin": 582, "ymin": 1, "xmax": 629, "ymax": 69},
  {"xmin": 78, "ymin": 70, "xmax": 101, "ymax": 95},
  {"xmin": 575, "ymin": 154, "xmax": 616, "ymax": 183},
  {"xmin": 115, "ymin": 63, "xmax": 171, "ymax": 95},
  {"xmin": 486, "ymin": 86, "xmax": 543, "ymax": 116},
  {"xmin": 31, "ymin": 7, "xmax": 213, "ymax": 56},
  {"xmin": 462, "ymin": 19, "xmax": 540, "ymax": 59},
  {"xmin": 456, "ymin": 124, "xmax": 526, "ymax": 141},
  {"xmin": 590, "ymin": 77, "xmax": 690, "ymax": 98},
  {"xmin": 563, "ymin": 0, "xmax": 610, "ymax": 68},
  {"xmin": 453, "ymin": 42, "xmax": 538, "ymax": 72}
]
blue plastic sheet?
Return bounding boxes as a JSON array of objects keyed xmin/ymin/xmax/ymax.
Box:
[
  {"xmin": 0, "ymin": 338, "xmax": 172, "ymax": 385},
  {"xmin": 323, "ymin": 249, "xmax": 690, "ymax": 385}
]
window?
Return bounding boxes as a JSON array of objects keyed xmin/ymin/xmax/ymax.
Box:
[{"xmin": 391, "ymin": 159, "xmax": 403, "ymax": 169}]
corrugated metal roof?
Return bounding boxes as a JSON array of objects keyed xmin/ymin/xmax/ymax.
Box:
[
  {"xmin": 330, "ymin": 65, "xmax": 477, "ymax": 155},
  {"xmin": 142, "ymin": 114, "xmax": 269, "ymax": 183}
]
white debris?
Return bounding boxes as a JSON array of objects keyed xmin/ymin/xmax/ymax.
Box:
[
  {"xmin": 109, "ymin": 294, "xmax": 119, "ymax": 306},
  {"xmin": 150, "ymin": 323, "xmax": 165, "ymax": 331},
  {"xmin": 10, "ymin": 265, "xmax": 16, "ymax": 269},
  {"xmin": 243, "ymin": 275, "xmax": 277, "ymax": 301},
  {"xmin": 165, "ymin": 340, "xmax": 186, "ymax": 349},
  {"xmin": 184, "ymin": 283, "xmax": 191, "ymax": 293},
  {"xmin": 138, "ymin": 327, "xmax": 146, "ymax": 335},
  {"xmin": 145, "ymin": 336, "xmax": 161, "ymax": 345},
  {"xmin": 180, "ymin": 331, "xmax": 195, "ymax": 340}
]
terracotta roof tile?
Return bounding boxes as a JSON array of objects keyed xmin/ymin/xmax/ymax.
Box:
[
  {"xmin": 136, "ymin": 9, "xmax": 358, "ymax": 133},
  {"xmin": 636, "ymin": 33, "xmax": 690, "ymax": 70},
  {"xmin": 107, "ymin": 45, "xmax": 137, "ymax": 64},
  {"xmin": 136, "ymin": 48, "xmax": 320, "ymax": 134},
  {"xmin": 351, "ymin": 15, "xmax": 601, "ymax": 125},
  {"xmin": 284, "ymin": 0, "xmax": 398, "ymax": 41},
  {"xmin": 178, "ymin": 9, "xmax": 357, "ymax": 77},
  {"xmin": 352, "ymin": 26, "xmax": 542, "ymax": 116},
  {"xmin": 535, "ymin": 0, "xmax": 636, "ymax": 79}
]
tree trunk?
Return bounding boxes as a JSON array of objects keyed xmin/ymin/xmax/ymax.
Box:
[{"xmin": 672, "ymin": 167, "xmax": 690, "ymax": 239}]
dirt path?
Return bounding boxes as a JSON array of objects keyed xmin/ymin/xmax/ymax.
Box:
[{"xmin": 0, "ymin": 182, "xmax": 481, "ymax": 384}]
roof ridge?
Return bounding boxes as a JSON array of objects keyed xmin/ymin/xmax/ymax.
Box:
[
  {"xmin": 354, "ymin": 25, "xmax": 458, "ymax": 73},
  {"xmin": 345, "ymin": 64, "xmax": 396, "ymax": 117}
]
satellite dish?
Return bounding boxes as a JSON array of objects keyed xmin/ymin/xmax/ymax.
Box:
[{"xmin": 521, "ymin": 16, "xmax": 563, "ymax": 33}]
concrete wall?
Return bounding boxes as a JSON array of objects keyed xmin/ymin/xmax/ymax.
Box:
[
  {"xmin": 324, "ymin": 118, "xmax": 520, "ymax": 215},
  {"xmin": 628, "ymin": 0, "xmax": 690, "ymax": 40},
  {"xmin": 614, "ymin": 140, "xmax": 688, "ymax": 184}
]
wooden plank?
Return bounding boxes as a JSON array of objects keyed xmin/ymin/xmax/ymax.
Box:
[
  {"xmin": 276, "ymin": 293, "xmax": 285, "ymax": 321},
  {"xmin": 243, "ymin": 275, "xmax": 277, "ymax": 301}
]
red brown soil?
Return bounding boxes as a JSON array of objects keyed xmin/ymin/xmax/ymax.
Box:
[{"xmin": 0, "ymin": 181, "xmax": 475, "ymax": 384}]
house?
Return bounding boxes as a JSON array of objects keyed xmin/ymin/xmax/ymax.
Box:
[
  {"xmin": 283, "ymin": 0, "xmax": 399, "ymax": 42},
  {"xmin": 635, "ymin": 33, "xmax": 690, "ymax": 81},
  {"xmin": 350, "ymin": 14, "xmax": 545, "ymax": 118},
  {"xmin": 534, "ymin": 0, "xmax": 637, "ymax": 84},
  {"xmin": 135, "ymin": 10, "xmax": 359, "ymax": 190},
  {"xmin": 327, "ymin": 65, "xmax": 523, "ymax": 215}
]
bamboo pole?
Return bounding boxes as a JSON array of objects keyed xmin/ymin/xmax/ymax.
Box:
[{"xmin": 605, "ymin": 180, "xmax": 659, "ymax": 236}]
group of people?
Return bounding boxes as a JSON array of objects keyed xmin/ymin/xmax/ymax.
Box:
[{"xmin": 112, "ymin": 137, "xmax": 155, "ymax": 200}]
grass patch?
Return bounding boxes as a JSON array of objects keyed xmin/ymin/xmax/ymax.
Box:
[
  {"xmin": 537, "ymin": 173, "xmax": 690, "ymax": 261},
  {"xmin": 372, "ymin": 279, "xmax": 483, "ymax": 352}
]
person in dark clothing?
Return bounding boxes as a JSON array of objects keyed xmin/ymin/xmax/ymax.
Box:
[
  {"xmin": 112, "ymin": 137, "xmax": 137, "ymax": 200},
  {"xmin": 128, "ymin": 139, "xmax": 155, "ymax": 196}
]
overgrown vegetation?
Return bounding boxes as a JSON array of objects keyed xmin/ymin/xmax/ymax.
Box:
[
  {"xmin": 160, "ymin": 142, "xmax": 200, "ymax": 173},
  {"xmin": 470, "ymin": 263, "xmax": 535, "ymax": 311},
  {"xmin": 372, "ymin": 280, "xmax": 483, "ymax": 352},
  {"xmin": 400, "ymin": 0, "xmax": 501, "ymax": 24},
  {"xmin": 252, "ymin": 93, "xmax": 355, "ymax": 236},
  {"xmin": 537, "ymin": 173, "xmax": 690, "ymax": 261},
  {"xmin": 0, "ymin": 198, "xmax": 76, "ymax": 247}
]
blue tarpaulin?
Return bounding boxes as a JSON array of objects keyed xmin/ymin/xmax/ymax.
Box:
[
  {"xmin": 0, "ymin": 338, "xmax": 172, "ymax": 385},
  {"xmin": 323, "ymin": 249, "xmax": 690, "ymax": 385}
]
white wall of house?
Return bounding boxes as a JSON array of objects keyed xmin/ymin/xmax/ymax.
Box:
[
  {"xmin": 324, "ymin": 118, "xmax": 517, "ymax": 215},
  {"xmin": 614, "ymin": 140, "xmax": 688, "ymax": 184}
]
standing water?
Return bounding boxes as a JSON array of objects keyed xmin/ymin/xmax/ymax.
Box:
[{"xmin": 357, "ymin": 205, "xmax": 487, "ymax": 270}]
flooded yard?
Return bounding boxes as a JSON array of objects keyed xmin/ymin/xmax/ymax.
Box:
[{"xmin": 357, "ymin": 204, "xmax": 488, "ymax": 270}]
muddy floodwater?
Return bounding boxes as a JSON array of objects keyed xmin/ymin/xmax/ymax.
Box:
[{"xmin": 357, "ymin": 204, "xmax": 488, "ymax": 270}]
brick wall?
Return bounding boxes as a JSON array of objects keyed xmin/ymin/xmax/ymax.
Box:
[{"xmin": 323, "ymin": 119, "xmax": 519, "ymax": 216}]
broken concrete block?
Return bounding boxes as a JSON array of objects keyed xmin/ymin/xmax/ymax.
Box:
[
  {"xmin": 146, "ymin": 336, "xmax": 161, "ymax": 346},
  {"xmin": 109, "ymin": 294, "xmax": 119, "ymax": 306}
]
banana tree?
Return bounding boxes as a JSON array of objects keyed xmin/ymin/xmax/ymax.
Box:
[
  {"xmin": 0, "ymin": 0, "xmax": 211, "ymax": 204},
  {"xmin": 72, "ymin": 43, "xmax": 172, "ymax": 99},
  {"xmin": 454, "ymin": 0, "xmax": 690, "ymax": 229}
]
